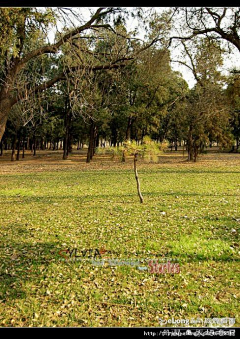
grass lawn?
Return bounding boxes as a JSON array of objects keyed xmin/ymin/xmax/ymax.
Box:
[{"xmin": 0, "ymin": 150, "xmax": 239, "ymax": 327}]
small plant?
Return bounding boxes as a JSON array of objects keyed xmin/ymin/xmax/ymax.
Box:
[
  {"xmin": 122, "ymin": 137, "xmax": 163, "ymax": 203},
  {"xmin": 95, "ymin": 146, "xmax": 124, "ymax": 160},
  {"xmin": 97, "ymin": 137, "xmax": 164, "ymax": 203}
]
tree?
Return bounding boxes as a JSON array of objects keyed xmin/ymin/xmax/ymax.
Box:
[
  {"xmin": 97, "ymin": 136, "xmax": 162, "ymax": 203},
  {"xmin": 0, "ymin": 7, "xmax": 136, "ymax": 142},
  {"xmin": 226, "ymin": 72, "xmax": 240, "ymax": 151},
  {"xmin": 179, "ymin": 38, "xmax": 232, "ymax": 161},
  {"xmin": 0, "ymin": 6, "xmax": 175, "ymax": 144}
]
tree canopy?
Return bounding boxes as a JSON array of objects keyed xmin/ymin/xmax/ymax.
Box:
[{"xmin": 1, "ymin": 7, "xmax": 239, "ymax": 161}]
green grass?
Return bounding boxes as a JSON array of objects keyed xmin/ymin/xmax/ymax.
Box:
[{"xmin": 0, "ymin": 153, "xmax": 239, "ymax": 327}]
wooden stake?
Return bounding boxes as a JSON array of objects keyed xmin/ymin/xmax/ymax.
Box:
[{"xmin": 134, "ymin": 152, "xmax": 143, "ymax": 203}]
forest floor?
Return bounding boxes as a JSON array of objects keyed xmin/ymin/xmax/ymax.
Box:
[{"xmin": 0, "ymin": 150, "xmax": 239, "ymax": 327}]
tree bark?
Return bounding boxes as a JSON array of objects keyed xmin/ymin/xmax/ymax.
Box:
[{"xmin": 134, "ymin": 152, "xmax": 143, "ymax": 203}]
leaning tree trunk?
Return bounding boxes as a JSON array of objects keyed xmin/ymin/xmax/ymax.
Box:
[
  {"xmin": 134, "ymin": 152, "xmax": 143, "ymax": 203},
  {"xmin": 0, "ymin": 97, "xmax": 13, "ymax": 143}
]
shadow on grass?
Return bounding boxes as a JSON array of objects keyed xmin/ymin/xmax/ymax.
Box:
[
  {"xmin": 0, "ymin": 236, "xmax": 239, "ymax": 303},
  {"xmin": 0, "ymin": 189, "xmax": 239, "ymax": 204},
  {"xmin": 0, "ymin": 241, "xmax": 63, "ymax": 301},
  {"xmin": 166, "ymin": 251, "xmax": 240, "ymax": 263}
]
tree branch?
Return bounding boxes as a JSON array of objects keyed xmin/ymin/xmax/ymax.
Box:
[
  {"xmin": 181, "ymin": 40, "xmax": 202, "ymax": 86},
  {"xmin": 12, "ymin": 60, "xmax": 132, "ymax": 105},
  {"xmin": 169, "ymin": 8, "xmax": 240, "ymax": 52},
  {"xmin": 18, "ymin": 8, "xmax": 114, "ymax": 67}
]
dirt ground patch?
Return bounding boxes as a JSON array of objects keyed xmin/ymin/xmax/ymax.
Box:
[{"xmin": 0, "ymin": 149, "xmax": 239, "ymax": 174}]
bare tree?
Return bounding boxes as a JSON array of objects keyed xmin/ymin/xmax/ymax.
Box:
[{"xmin": 170, "ymin": 8, "xmax": 240, "ymax": 52}]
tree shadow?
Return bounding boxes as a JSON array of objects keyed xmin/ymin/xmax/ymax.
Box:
[
  {"xmin": 0, "ymin": 241, "xmax": 62, "ymax": 302},
  {"xmin": 166, "ymin": 251, "xmax": 240, "ymax": 263}
]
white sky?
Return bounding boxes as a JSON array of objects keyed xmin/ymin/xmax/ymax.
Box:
[{"xmin": 48, "ymin": 7, "xmax": 240, "ymax": 89}]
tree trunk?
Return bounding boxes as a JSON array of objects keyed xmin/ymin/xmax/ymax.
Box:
[
  {"xmin": 111, "ymin": 125, "xmax": 117, "ymax": 147},
  {"xmin": 86, "ymin": 120, "xmax": 95, "ymax": 163},
  {"xmin": 187, "ymin": 128, "xmax": 193, "ymax": 161},
  {"xmin": 0, "ymin": 140, "xmax": 3, "ymax": 156},
  {"xmin": 91, "ymin": 127, "xmax": 97, "ymax": 158},
  {"xmin": 16, "ymin": 131, "xmax": 21, "ymax": 161},
  {"xmin": 40, "ymin": 137, "xmax": 44, "ymax": 150},
  {"xmin": 134, "ymin": 152, "xmax": 143, "ymax": 203},
  {"xmin": 194, "ymin": 146, "xmax": 198, "ymax": 162},
  {"xmin": 68, "ymin": 133, "xmax": 72, "ymax": 155},
  {"xmin": 126, "ymin": 116, "xmax": 132, "ymax": 141},
  {"xmin": 182, "ymin": 141, "xmax": 185, "ymax": 158},
  {"xmin": 27, "ymin": 137, "xmax": 30, "ymax": 150},
  {"xmin": 63, "ymin": 106, "xmax": 71, "ymax": 160},
  {"xmin": 33, "ymin": 133, "xmax": 36, "ymax": 156},
  {"xmin": 22, "ymin": 136, "xmax": 25, "ymax": 158},
  {"xmin": 63, "ymin": 138, "xmax": 68, "ymax": 159},
  {"xmin": 11, "ymin": 135, "xmax": 17, "ymax": 161},
  {"xmin": 0, "ymin": 96, "xmax": 13, "ymax": 143},
  {"xmin": 96, "ymin": 133, "xmax": 99, "ymax": 148},
  {"xmin": 121, "ymin": 149, "xmax": 126, "ymax": 162}
]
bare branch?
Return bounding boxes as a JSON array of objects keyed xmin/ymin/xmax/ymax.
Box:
[
  {"xmin": 12, "ymin": 59, "xmax": 132, "ymax": 106},
  {"xmin": 18, "ymin": 8, "xmax": 114, "ymax": 67}
]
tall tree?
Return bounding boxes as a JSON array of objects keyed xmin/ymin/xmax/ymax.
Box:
[
  {"xmin": 226, "ymin": 72, "xmax": 240, "ymax": 151},
  {"xmin": 180, "ymin": 38, "xmax": 232, "ymax": 160}
]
